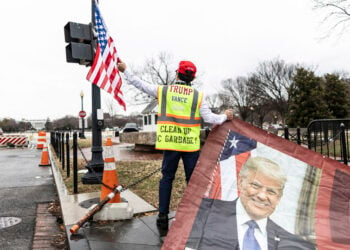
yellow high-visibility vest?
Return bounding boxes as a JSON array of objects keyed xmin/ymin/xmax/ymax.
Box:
[{"xmin": 156, "ymin": 84, "xmax": 203, "ymax": 152}]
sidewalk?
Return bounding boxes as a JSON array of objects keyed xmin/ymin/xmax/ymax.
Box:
[{"xmin": 49, "ymin": 144, "xmax": 169, "ymax": 250}]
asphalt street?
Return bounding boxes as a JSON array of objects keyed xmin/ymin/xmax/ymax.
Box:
[{"xmin": 0, "ymin": 148, "xmax": 56, "ymax": 250}]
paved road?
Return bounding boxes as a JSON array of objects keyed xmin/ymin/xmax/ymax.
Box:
[{"xmin": 0, "ymin": 148, "xmax": 56, "ymax": 250}]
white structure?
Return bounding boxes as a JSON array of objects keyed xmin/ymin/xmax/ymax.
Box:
[
  {"xmin": 29, "ymin": 119, "xmax": 46, "ymax": 130},
  {"xmin": 141, "ymin": 99, "xmax": 158, "ymax": 132}
]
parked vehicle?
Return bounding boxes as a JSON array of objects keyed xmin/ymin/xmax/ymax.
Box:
[
  {"xmin": 113, "ymin": 127, "xmax": 120, "ymax": 137},
  {"xmin": 121, "ymin": 123, "xmax": 139, "ymax": 133}
]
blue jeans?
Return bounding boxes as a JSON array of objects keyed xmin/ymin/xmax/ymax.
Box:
[{"xmin": 158, "ymin": 150, "xmax": 200, "ymax": 214}]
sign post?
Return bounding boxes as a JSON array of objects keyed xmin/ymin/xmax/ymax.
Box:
[{"xmin": 79, "ymin": 91, "xmax": 86, "ymax": 139}]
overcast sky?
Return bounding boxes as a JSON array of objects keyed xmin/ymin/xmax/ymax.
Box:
[{"xmin": 1, "ymin": 0, "xmax": 349, "ymax": 121}]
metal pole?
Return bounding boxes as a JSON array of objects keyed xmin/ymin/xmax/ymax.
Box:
[
  {"xmin": 61, "ymin": 132, "xmax": 65, "ymax": 170},
  {"xmin": 340, "ymin": 123, "xmax": 348, "ymax": 165},
  {"xmin": 66, "ymin": 133, "xmax": 70, "ymax": 178},
  {"xmin": 73, "ymin": 132, "xmax": 78, "ymax": 193},
  {"xmin": 297, "ymin": 127, "xmax": 301, "ymax": 145},
  {"xmin": 284, "ymin": 125, "xmax": 289, "ymax": 140},
  {"xmin": 82, "ymin": 0, "xmax": 104, "ymax": 184}
]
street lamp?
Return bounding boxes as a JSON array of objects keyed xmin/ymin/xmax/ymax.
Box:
[
  {"xmin": 80, "ymin": 90, "xmax": 86, "ymax": 139},
  {"xmin": 250, "ymin": 106, "xmax": 255, "ymax": 124}
]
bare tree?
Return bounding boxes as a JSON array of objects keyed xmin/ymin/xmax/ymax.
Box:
[
  {"xmin": 313, "ymin": 0, "xmax": 350, "ymax": 38},
  {"xmin": 123, "ymin": 51, "xmax": 177, "ymax": 107},
  {"xmin": 104, "ymin": 97, "xmax": 119, "ymax": 126},
  {"xmin": 219, "ymin": 77, "xmax": 253, "ymax": 121},
  {"xmin": 205, "ymin": 93, "xmax": 221, "ymax": 112},
  {"xmin": 249, "ymin": 58, "xmax": 297, "ymax": 124}
]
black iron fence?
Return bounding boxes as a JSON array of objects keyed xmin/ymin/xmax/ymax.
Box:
[
  {"xmin": 51, "ymin": 131, "xmax": 79, "ymax": 193},
  {"xmin": 280, "ymin": 119, "xmax": 350, "ymax": 165}
]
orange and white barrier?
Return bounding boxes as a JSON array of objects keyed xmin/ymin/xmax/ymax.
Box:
[
  {"xmin": 39, "ymin": 143, "xmax": 51, "ymax": 167},
  {"xmin": 36, "ymin": 131, "xmax": 46, "ymax": 150},
  {"xmin": 100, "ymin": 137, "xmax": 121, "ymax": 203},
  {"xmin": 0, "ymin": 135, "xmax": 28, "ymax": 147}
]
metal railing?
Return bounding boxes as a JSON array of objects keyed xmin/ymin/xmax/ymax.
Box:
[
  {"xmin": 51, "ymin": 131, "xmax": 79, "ymax": 193},
  {"xmin": 281, "ymin": 119, "xmax": 350, "ymax": 165}
]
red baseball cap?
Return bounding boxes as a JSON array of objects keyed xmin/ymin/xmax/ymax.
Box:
[{"xmin": 177, "ymin": 60, "xmax": 197, "ymax": 78}]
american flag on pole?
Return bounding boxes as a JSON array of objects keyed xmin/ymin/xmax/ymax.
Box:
[{"xmin": 86, "ymin": 0, "xmax": 126, "ymax": 110}]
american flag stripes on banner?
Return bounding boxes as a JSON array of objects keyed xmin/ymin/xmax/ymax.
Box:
[
  {"xmin": 205, "ymin": 130, "xmax": 257, "ymax": 200},
  {"xmin": 86, "ymin": 0, "xmax": 126, "ymax": 110}
]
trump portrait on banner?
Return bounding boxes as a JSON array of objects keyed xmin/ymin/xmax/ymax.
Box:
[{"xmin": 186, "ymin": 156, "xmax": 316, "ymax": 250}]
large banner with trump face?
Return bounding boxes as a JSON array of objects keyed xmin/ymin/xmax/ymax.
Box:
[{"xmin": 162, "ymin": 118, "xmax": 350, "ymax": 250}]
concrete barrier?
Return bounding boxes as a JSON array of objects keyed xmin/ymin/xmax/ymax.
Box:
[{"xmin": 0, "ymin": 135, "xmax": 28, "ymax": 147}]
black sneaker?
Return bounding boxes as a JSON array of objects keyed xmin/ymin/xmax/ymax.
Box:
[{"xmin": 156, "ymin": 213, "xmax": 169, "ymax": 236}]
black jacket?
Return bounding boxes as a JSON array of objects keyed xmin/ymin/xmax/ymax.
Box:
[{"xmin": 186, "ymin": 198, "xmax": 316, "ymax": 250}]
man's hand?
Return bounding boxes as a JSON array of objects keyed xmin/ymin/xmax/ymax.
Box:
[
  {"xmin": 117, "ymin": 60, "xmax": 127, "ymax": 72},
  {"xmin": 225, "ymin": 109, "xmax": 234, "ymax": 120}
]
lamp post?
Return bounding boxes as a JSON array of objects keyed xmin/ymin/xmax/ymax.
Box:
[
  {"xmin": 80, "ymin": 90, "xmax": 86, "ymax": 139},
  {"xmin": 250, "ymin": 106, "xmax": 255, "ymax": 124}
]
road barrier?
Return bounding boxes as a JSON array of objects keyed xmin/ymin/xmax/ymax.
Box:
[
  {"xmin": 0, "ymin": 135, "xmax": 28, "ymax": 147},
  {"xmin": 36, "ymin": 131, "xmax": 46, "ymax": 149}
]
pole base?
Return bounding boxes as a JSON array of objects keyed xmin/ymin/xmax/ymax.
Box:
[
  {"xmin": 93, "ymin": 202, "xmax": 134, "ymax": 221},
  {"xmin": 81, "ymin": 171, "xmax": 103, "ymax": 184}
]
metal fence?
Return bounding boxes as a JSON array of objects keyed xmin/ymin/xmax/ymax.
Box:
[
  {"xmin": 51, "ymin": 131, "xmax": 79, "ymax": 193},
  {"xmin": 281, "ymin": 119, "xmax": 350, "ymax": 165}
]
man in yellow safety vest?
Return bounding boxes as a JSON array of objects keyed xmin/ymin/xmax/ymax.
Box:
[{"xmin": 117, "ymin": 60, "xmax": 233, "ymax": 235}]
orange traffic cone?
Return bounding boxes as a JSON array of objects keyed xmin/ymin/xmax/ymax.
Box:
[
  {"xmin": 100, "ymin": 137, "xmax": 121, "ymax": 203},
  {"xmin": 39, "ymin": 142, "xmax": 51, "ymax": 167}
]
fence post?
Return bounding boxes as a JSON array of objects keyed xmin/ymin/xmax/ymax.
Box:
[
  {"xmin": 57, "ymin": 133, "xmax": 61, "ymax": 161},
  {"xmin": 297, "ymin": 127, "xmax": 301, "ymax": 145},
  {"xmin": 73, "ymin": 132, "xmax": 78, "ymax": 194},
  {"xmin": 61, "ymin": 132, "xmax": 65, "ymax": 170},
  {"xmin": 66, "ymin": 133, "xmax": 70, "ymax": 178},
  {"xmin": 54, "ymin": 132, "xmax": 57, "ymax": 153},
  {"xmin": 340, "ymin": 123, "xmax": 348, "ymax": 165},
  {"xmin": 307, "ymin": 126, "xmax": 312, "ymax": 149},
  {"xmin": 51, "ymin": 132, "xmax": 55, "ymax": 152},
  {"xmin": 284, "ymin": 125, "xmax": 289, "ymax": 140}
]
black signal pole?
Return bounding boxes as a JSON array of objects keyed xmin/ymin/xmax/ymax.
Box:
[{"xmin": 82, "ymin": 0, "xmax": 104, "ymax": 184}]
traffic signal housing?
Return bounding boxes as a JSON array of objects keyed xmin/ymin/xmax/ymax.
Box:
[{"xmin": 64, "ymin": 22, "xmax": 94, "ymax": 65}]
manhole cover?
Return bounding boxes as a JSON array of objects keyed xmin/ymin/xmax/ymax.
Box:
[{"xmin": 0, "ymin": 217, "xmax": 22, "ymax": 229}]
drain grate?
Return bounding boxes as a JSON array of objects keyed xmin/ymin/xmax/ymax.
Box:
[{"xmin": 0, "ymin": 217, "xmax": 22, "ymax": 229}]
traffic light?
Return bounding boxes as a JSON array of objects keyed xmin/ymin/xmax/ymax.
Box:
[{"xmin": 64, "ymin": 22, "xmax": 94, "ymax": 65}]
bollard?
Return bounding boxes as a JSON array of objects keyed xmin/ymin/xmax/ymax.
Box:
[
  {"xmin": 66, "ymin": 133, "xmax": 70, "ymax": 178},
  {"xmin": 61, "ymin": 132, "xmax": 65, "ymax": 169},
  {"xmin": 73, "ymin": 132, "xmax": 78, "ymax": 194}
]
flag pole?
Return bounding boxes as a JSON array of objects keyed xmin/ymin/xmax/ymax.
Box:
[{"xmin": 82, "ymin": 0, "xmax": 104, "ymax": 184}]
